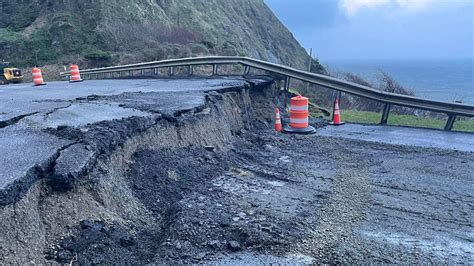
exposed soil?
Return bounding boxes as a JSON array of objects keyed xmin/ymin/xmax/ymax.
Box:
[{"xmin": 44, "ymin": 128, "xmax": 473, "ymax": 264}]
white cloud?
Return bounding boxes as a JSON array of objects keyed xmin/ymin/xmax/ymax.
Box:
[
  {"xmin": 340, "ymin": 0, "xmax": 439, "ymax": 15},
  {"xmin": 340, "ymin": 0, "xmax": 390, "ymax": 16},
  {"xmin": 395, "ymin": 0, "xmax": 433, "ymax": 11}
]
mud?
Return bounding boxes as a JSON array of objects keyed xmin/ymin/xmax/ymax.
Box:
[{"xmin": 1, "ymin": 78, "xmax": 473, "ymax": 264}]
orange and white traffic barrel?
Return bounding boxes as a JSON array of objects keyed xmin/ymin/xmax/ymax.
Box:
[
  {"xmin": 69, "ymin": 64, "xmax": 83, "ymax": 82},
  {"xmin": 32, "ymin": 68, "xmax": 46, "ymax": 86},
  {"xmin": 284, "ymin": 95, "xmax": 316, "ymax": 134}
]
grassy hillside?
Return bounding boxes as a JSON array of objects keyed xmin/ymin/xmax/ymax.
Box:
[{"xmin": 0, "ymin": 0, "xmax": 321, "ymax": 71}]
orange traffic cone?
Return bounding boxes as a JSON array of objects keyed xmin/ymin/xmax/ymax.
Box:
[
  {"xmin": 330, "ymin": 98, "xmax": 345, "ymax": 125},
  {"xmin": 275, "ymin": 108, "xmax": 283, "ymax": 132},
  {"xmin": 32, "ymin": 68, "xmax": 46, "ymax": 86},
  {"xmin": 69, "ymin": 64, "xmax": 83, "ymax": 82}
]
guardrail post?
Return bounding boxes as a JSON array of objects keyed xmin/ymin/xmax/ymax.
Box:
[
  {"xmin": 154, "ymin": 68, "xmax": 158, "ymax": 75},
  {"xmin": 444, "ymin": 115, "xmax": 456, "ymax": 131},
  {"xmin": 140, "ymin": 69, "xmax": 144, "ymax": 76},
  {"xmin": 243, "ymin": 66, "xmax": 250, "ymax": 76},
  {"xmin": 282, "ymin": 76, "xmax": 291, "ymax": 108},
  {"xmin": 189, "ymin": 66, "xmax": 194, "ymax": 76},
  {"xmin": 380, "ymin": 103, "xmax": 391, "ymax": 125},
  {"xmin": 212, "ymin": 64, "xmax": 218, "ymax": 76},
  {"xmin": 169, "ymin": 67, "xmax": 174, "ymax": 76},
  {"xmin": 284, "ymin": 76, "xmax": 290, "ymax": 91},
  {"xmin": 129, "ymin": 70, "xmax": 133, "ymax": 77}
]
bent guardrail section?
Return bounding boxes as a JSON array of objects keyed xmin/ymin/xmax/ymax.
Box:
[{"xmin": 60, "ymin": 56, "xmax": 474, "ymax": 129}]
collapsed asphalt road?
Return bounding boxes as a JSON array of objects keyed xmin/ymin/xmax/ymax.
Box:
[
  {"xmin": 0, "ymin": 78, "xmax": 473, "ymax": 264},
  {"xmin": 0, "ymin": 78, "xmax": 252, "ymax": 204}
]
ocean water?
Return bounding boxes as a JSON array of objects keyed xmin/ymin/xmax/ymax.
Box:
[{"xmin": 324, "ymin": 59, "xmax": 474, "ymax": 105}]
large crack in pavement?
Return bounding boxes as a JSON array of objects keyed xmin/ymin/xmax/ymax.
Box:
[
  {"xmin": 0, "ymin": 112, "xmax": 40, "ymax": 129},
  {"xmin": 44, "ymin": 102, "xmax": 73, "ymax": 116}
]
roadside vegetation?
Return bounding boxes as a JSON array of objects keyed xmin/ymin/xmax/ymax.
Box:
[
  {"xmin": 340, "ymin": 110, "xmax": 474, "ymax": 132},
  {"xmin": 0, "ymin": 0, "xmax": 314, "ymax": 71}
]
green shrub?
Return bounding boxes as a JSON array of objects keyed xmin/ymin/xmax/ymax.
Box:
[
  {"xmin": 84, "ymin": 49, "xmax": 111, "ymax": 61},
  {"xmin": 200, "ymin": 40, "xmax": 215, "ymax": 49},
  {"xmin": 190, "ymin": 43, "xmax": 209, "ymax": 54},
  {"xmin": 83, "ymin": 49, "xmax": 112, "ymax": 66}
]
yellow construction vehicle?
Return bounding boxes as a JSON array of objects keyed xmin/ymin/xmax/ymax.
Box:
[{"xmin": 1, "ymin": 62, "xmax": 23, "ymax": 85}]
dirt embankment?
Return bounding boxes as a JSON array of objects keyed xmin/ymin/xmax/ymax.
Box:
[{"xmin": 0, "ymin": 79, "xmax": 284, "ymax": 264}]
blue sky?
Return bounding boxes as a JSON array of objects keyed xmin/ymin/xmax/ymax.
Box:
[{"xmin": 265, "ymin": 0, "xmax": 474, "ymax": 61}]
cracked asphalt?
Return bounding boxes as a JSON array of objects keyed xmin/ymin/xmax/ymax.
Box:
[{"xmin": 0, "ymin": 78, "xmax": 248, "ymax": 201}]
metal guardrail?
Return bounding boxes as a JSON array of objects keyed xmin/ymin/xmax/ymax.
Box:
[{"xmin": 60, "ymin": 56, "xmax": 474, "ymax": 130}]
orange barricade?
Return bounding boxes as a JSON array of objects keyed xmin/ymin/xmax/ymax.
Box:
[
  {"xmin": 69, "ymin": 64, "xmax": 83, "ymax": 82},
  {"xmin": 32, "ymin": 68, "xmax": 46, "ymax": 86},
  {"xmin": 284, "ymin": 95, "xmax": 316, "ymax": 134}
]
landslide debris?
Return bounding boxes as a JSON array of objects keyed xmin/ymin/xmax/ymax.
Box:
[{"xmin": 44, "ymin": 133, "xmax": 319, "ymax": 264}]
